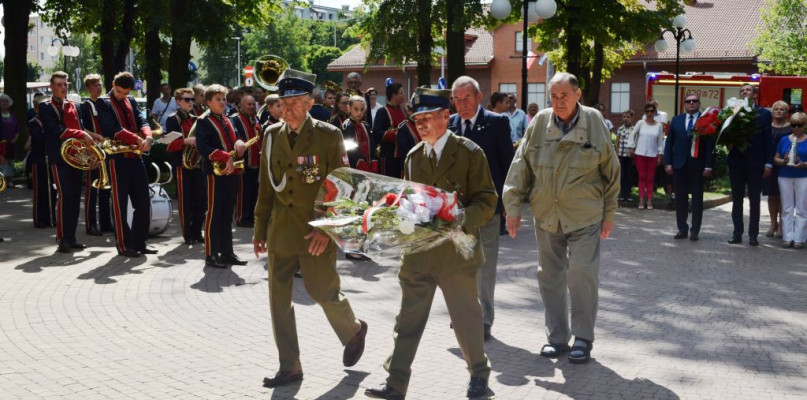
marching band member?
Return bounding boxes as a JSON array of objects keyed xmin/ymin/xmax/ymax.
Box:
[
  {"xmin": 371, "ymin": 82, "xmax": 408, "ymax": 178},
  {"xmin": 258, "ymin": 94, "xmax": 282, "ymax": 130},
  {"xmin": 39, "ymin": 71, "xmax": 93, "ymax": 253},
  {"xmin": 27, "ymin": 96, "xmax": 56, "ymax": 228},
  {"xmin": 97, "ymin": 71, "xmax": 156, "ymax": 258},
  {"xmin": 340, "ymin": 95, "xmax": 375, "ymax": 172},
  {"xmin": 192, "ymin": 84, "xmax": 206, "ymax": 116},
  {"xmin": 79, "ymin": 74, "xmax": 113, "ymax": 236},
  {"xmin": 231, "ymin": 93, "xmax": 262, "ymax": 228},
  {"xmin": 327, "ymin": 92, "xmax": 350, "ymax": 128},
  {"xmin": 196, "ymin": 84, "xmax": 247, "ymax": 269},
  {"xmin": 166, "ymin": 88, "xmax": 205, "ymax": 245}
]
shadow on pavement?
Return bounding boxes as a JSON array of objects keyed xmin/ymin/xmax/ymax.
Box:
[
  {"xmin": 77, "ymin": 254, "xmax": 147, "ymax": 284},
  {"xmin": 190, "ymin": 267, "xmax": 246, "ymax": 293},
  {"xmin": 15, "ymin": 250, "xmax": 106, "ymax": 273},
  {"xmin": 534, "ymin": 360, "xmax": 679, "ymax": 399},
  {"xmin": 314, "ymin": 370, "xmax": 369, "ymax": 400},
  {"xmin": 484, "ymin": 338, "xmax": 555, "ymax": 386},
  {"xmin": 268, "ymin": 378, "xmax": 302, "ymax": 400}
]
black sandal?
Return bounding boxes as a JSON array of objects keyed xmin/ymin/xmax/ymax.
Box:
[
  {"xmin": 568, "ymin": 338, "xmax": 593, "ymax": 364},
  {"xmin": 540, "ymin": 343, "xmax": 571, "ymax": 358}
]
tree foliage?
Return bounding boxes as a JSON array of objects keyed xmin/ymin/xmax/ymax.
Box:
[
  {"xmin": 750, "ymin": 0, "xmax": 807, "ymax": 76},
  {"xmin": 309, "ymin": 46, "xmax": 344, "ymax": 83}
]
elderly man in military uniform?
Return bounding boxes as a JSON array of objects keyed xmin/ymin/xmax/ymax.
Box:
[
  {"xmin": 365, "ymin": 88, "xmax": 497, "ymax": 400},
  {"xmin": 503, "ymin": 72, "xmax": 620, "ymax": 364},
  {"xmin": 253, "ymin": 69, "xmax": 368, "ymax": 388}
]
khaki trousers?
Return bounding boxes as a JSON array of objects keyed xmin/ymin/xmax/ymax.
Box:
[
  {"xmin": 267, "ymin": 249, "xmax": 360, "ymax": 371},
  {"xmin": 384, "ymin": 268, "xmax": 491, "ymax": 395},
  {"xmin": 535, "ymin": 221, "xmax": 601, "ymax": 344},
  {"xmin": 477, "ymin": 214, "xmax": 501, "ymax": 326}
]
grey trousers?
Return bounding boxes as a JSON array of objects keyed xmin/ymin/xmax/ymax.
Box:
[
  {"xmin": 477, "ymin": 213, "xmax": 500, "ymax": 327},
  {"xmin": 535, "ymin": 221, "xmax": 601, "ymax": 344}
]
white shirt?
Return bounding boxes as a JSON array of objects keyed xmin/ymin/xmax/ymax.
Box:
[
  {"xmin": 655, "ymin": 110, "xmax": 669, "ymax": 125},
  {"xmin": 151, "ymin": 97, "xmax": 178, "ymax": 127},
  {"xmin": 424, "ymin": 130, "xmax": 451, "ymax": 163},
  {"xmin": 370, "ymin": 103, "xmax": 384, "ymax": 122},
  {"xmin": 628, "ymin": 120, "xmax": 665, "ymax": 157}
]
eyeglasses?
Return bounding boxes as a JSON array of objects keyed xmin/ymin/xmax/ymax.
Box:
[
  {"xmin": 645, "ymin": 110, "xmax": 656, "ymax": 114},
  {"xmin": 792, "ymin": 123, "xmax": 805, "ymax": 128},
  {"xmin": 684, "ymin": 99, "xmax": 700, "ymax": 104},
  {"xmin": 181, "ymin": 98, "xmax": 195, "ymax": 103}
]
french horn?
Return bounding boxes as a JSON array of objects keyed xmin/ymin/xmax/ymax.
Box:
[
  {"xmin": 61, "ymin": 138, "xmax": 111, "ymax": 189},
  {"xmin": 254, "ymin": 55, "xmax": 289, "ymax": 92},
  {"xmin": 182, "ymin": 112, "xmax": 204, "ymax": 170}
]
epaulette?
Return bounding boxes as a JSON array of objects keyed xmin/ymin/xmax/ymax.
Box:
[
  {"xmin": 407, "ymin": 141, "xmax": 426, "ymax": 157},
  {"xmin": 457, "ymin": 135, "xmax": 481, "ymax": 152},
  {"xmin": 396, "ymin": 120, "xmax": 410, "ymax": 130}
]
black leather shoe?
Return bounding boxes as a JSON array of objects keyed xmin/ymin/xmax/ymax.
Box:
[
  {"xmin": 57, "ymin": 243, "xmax": 73, "ymax": 253},
  {"xmin": 205, "ymin": 256, "xmax": 229, "ymax": 269},
  {"xmin": 86, "ymin": 227, "xmax": 102, "ymax": 236},
  {"xmin": 674, "ymin": 231, "xmax": 688, "ymax": 239},
  {"xmin": 183, "ymin": 238, "xmax": 195, "ymax": 246},
  {"xmin": 365, "ymin": 384, "xmax": 404, "ymax": 400},
  {"xmin": 138, "ymin": 246, "xmax": 158, "ymax": 255},
  {"xmin": 193, "ymin": 235, "xmax": 205, "ymax": 243},
  {"xmin": 466, "ymin": 377, "xmax": 488, "ymax": 398},
  {"xmin": 70, "ymin": 242, "xmax": 87, "ymax": 250},
  {"xmin": 118, "ymin": 249, "xmax": 141, "ymax": 258},
  {"xmin": 262, "ymin": 370, "xmax": 303, "ymax": 388},
  {"xmin": 220, "ymin": 254, "xmax": 247, "ymax": 266},
  {"xmin": 35, "ymin": 222, "xmax": 51, "ymax": 229},
  {"xmin": 343, "ymin": 320, "xmax": 368, "ymax": 367},
  {"xmin": 483, "ymin": 324, "xmax": 492, "ymax": 342},
  {"xmin": 728, "ymin": 235, "xmax": 742, "ymax": 244},
  {"xmin": 749, "ymin": 236, "xmax": 759, "ymax": 246},
  {"xmin": 689, "ymin": 233, "xmax": 699, "ymax": 241}
]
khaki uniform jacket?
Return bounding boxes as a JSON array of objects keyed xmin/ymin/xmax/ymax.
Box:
[
  {"xmin": 503, "ymin": 105, "xmax": 620, "ymax": 233},
  {"xmin": 254, "ymin": 115, "xmax": 347, "ymax": 255},
  {"xmin": 401, "ymin": 132, "xmax": 498, "ymax": 274}
]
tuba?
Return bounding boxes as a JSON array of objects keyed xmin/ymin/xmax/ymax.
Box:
[
  {"xmin": 212, "ymin": 134, "xmax": 262, "ymax": 176},
  {"xmin": 322, "ymin": 80, "xmax": 342, "ymax": 93},
  {"xmin": 61, "ymin": 139, "xmax": 111, "ymax": 189},
  {"xmin": 254, "ymin": 55, "xmax": 289, "ymax": 92},
  {"xmin": 182, "ymin": 111, "xmax": 204, "ymax": 169}
]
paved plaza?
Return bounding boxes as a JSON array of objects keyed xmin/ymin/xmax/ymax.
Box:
[{"xmin": 0, "ymin": 187, "xmax": 806, "ymax": 400}]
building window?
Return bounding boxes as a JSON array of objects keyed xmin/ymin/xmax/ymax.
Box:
[
  {"xmin": 528, "ymin": 83, "xmax": 546, "ymax": 109},
  {"xmin": 40, "ymin": 52, "xmax": 44, "ymax": 61},
  {"xmin": 515, "ymin": 32, "xmax": 532, "ymax": 52},
  {"xmin": 499, "ymin": 83, "xmax": 517, "ymax": 95},
  {"xmin": 610, "ymin": 82, "xmax": 630, "ymax": 113}
]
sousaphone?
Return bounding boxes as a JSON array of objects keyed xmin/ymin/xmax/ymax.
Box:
[{"xmin": 253, "ymin": 55, "xmax": 290, "ymax": 92}]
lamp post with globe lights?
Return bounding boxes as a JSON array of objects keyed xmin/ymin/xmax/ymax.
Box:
[
  {"xmin": 490, "ymin": 0, "xmax": 556, "ymax": 112},
  {"xmin": 47, "ymin": 38, "xmax": 81, "ymax": 79},
  {"xmin": 654, "ymin": 15, "xmax": 696, "ymax": 115}
]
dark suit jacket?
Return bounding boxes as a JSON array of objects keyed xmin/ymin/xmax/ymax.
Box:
[
  {"xmin": 727, "ymin": 106, "xmax": 772, "ymax": 169},
  {"xmin": 449, "ymin": 107, "xmax": 514, "ymax": 214},
  {"xmin": 310, "ymin": 104, "xmax": 332, "ymax": 123},
  {"xmin": 664, "ymin": 112, "xmax": 714, "ymax": 170}
]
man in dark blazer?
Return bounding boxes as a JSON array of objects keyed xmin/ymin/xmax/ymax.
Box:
[
  {"xmin": 727, "ymin": 84, "xmax": 773, "ymax": 246},
  {"xmin": 664, "ymin": 94, "xmax": 714, "ymax": 241},
  {"xmin": 448, "ymin": 75, "xmax": 514, "ymax": 341}
]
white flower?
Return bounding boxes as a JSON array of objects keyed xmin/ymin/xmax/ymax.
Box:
[{"xmin": 398, "ymin": 219, "xmax": 415, "ymax": 235}]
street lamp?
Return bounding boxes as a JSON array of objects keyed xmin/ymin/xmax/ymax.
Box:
[
  {"xmin": 47, "ymin": 38, "xmax": 80, "ymax": 76},
  {"xmin": 491, "ymin": 0, "xmax": 556, "ymax": 112},
  {"xmin": 232, "ymin": 36, "xmax": 242, "ymax": 86},
  {"xmin": 654, "ymin": 14, "xmax": 696, "ymax": 115}
]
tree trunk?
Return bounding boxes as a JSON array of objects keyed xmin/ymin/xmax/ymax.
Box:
[
  {"xmin": 100, "ymin": 0, "xmax": 119, "ymax": 90},
  {"xmin": 584, "ymin": 41, "xmax": 604, "ymax": 106},
  {"xmin": 415, "ymin": 0, "xmax": 433, "ymax": 86},
  {"xmin": 144, "ymin": 27, "xmax": 162, "ymax": 110},
  {"xmin": 113, "ymin": 0, "xmax": 136, "ymax": 80},
  {"xmin": 2, "ymin": 0, "xmax": 35, "ymax": 151},
  {"xmin": 445, "ymin": 0, "xmax": 465, "ymax": 86},
  {"xmin": 564, "ymin": 7, "xmax": 584, "ymax": 91},
  {"xmin": 168, "ymin": 0, "xmax": 194, "ymax": 92}
]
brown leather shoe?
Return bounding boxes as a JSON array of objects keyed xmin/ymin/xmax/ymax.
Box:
[
  {"xmin": 343, "ymin": 319, "xmax": 368, "ymax": 367},
  {"xmin": 262, "ymin": 370, "xmax": 303, "ymax": 388},
  {"xmin": 365, "ymin": 384, "xmax": 404, "ymax": 399}
]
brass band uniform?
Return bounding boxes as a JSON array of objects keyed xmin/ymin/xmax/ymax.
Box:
[
  {"xmin": 97, "ymin": 72, "xmax": 156, "ymax": 257},
  {"xmin": 28, "ymin": 98, "xmax": 57, "ymax": 228},
  {"xmin": 79, "ymin": 74, "xmax": 113, "ymax": 236},
  {"xmin": 166, "ymin": 88, "xmax": 205, "ymax": 245},
  {"xmin": 40, "ymin": 72, "xmax": 90, "ymax": 253},
  {"xmin": 195, "ymin": 84, "xmax": 248, "ymax": 269},
  {"xmin": 371, "ymin": 83, "xmax": 408, "ymax": 178},
  {"xmin": 231, "ymin": 103, "xmax": 263, "ymax": 227}
]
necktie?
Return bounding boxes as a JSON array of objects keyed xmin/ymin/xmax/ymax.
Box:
[
  {"xmin": 429, "ymin": 148, "xmax": 438, "ymax": 170},
  {"xmin": 686, "ymin": 115, "xmax": 694, "ymax": 136},
  {"xmin": 288, "ymin": 131, "xmax": 298, "ymax": 148},
  {"xmin": 464, "ymin": 120, "xmax": 472, "ymax": 136}
]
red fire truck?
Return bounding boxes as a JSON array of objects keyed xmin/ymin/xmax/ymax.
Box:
[{"xmin": 646, "ymin": 73, "xmax": 806, "ymax": 112}]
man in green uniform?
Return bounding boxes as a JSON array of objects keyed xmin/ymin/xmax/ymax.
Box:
[
  {"xmin": 365, "ymin": 88, "xmax": 498, "ymax": 400},
  {"xmin": 253, "ymin": 69, "xmax": 368, "ymax": 388}
]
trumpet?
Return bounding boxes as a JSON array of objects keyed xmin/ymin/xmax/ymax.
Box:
[
  {"xmin": 101, "ymin": 138, "xmax": 142, "ymax": 155},
  {"xmin": 61, "ymin": 138, "xmax": 111, "ymax": 189},
  {"xmin": 212, "ymin": 135, "xmax": 261, "ymax": 176}
]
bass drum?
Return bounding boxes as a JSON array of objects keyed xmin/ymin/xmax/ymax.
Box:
[{"xmin": 127, "ymin": 184, "xmax": 173, "ymax": 236}]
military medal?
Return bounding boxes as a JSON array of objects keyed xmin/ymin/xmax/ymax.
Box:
[{"xmin": 298, "ymin": 155, "xmax": 320, "ymax": 184}]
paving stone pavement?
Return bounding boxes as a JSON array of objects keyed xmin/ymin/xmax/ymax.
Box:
[{"xmin": 1, "ymin": 187, "xmax": 806, "ymax": 400}]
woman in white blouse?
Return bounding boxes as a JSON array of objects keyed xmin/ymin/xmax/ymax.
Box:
[{"xmin": 628, "ymin": 102, "xmax": 666, "ymax": 209}]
